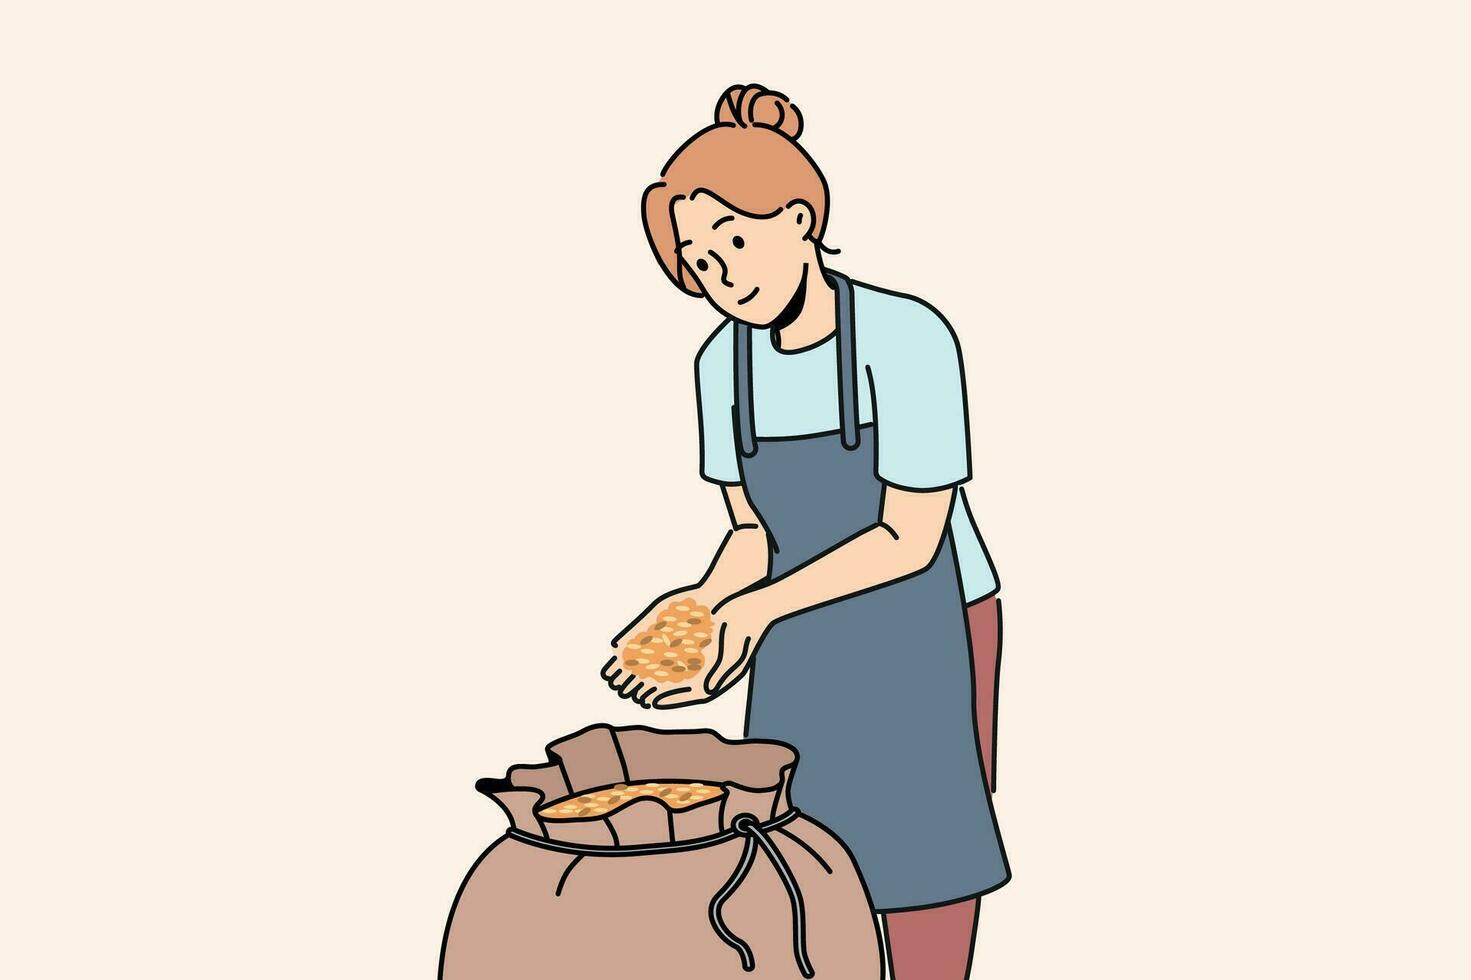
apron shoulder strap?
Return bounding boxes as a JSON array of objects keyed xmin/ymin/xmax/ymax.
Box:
[
  {"xmin": 734, "ymin": 271, "xmax": 859, "ymax": 459},
  {"xmin": 833, "ymin": 272, "xmax": 861, "ymax": 450},
  {"xmin": 734, "ymin": 321, "xmax": 757, "ymax": 458}
]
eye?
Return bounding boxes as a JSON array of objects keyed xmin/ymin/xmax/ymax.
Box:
[
  {"xmin": 696, "ymin": 258, "xmax": 709, "ymax": 272},
  {"xmin": 732, "ymin": 235, "xmax": 744, "ymax": 249}
]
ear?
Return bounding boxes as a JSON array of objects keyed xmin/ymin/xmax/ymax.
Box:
[{"xmin": 785, "ymin": 199, "xmax": 817, "ymax": 241}]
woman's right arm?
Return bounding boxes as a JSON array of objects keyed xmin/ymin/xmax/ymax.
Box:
[
  {"xmin": 696, "ymin": 485, "xmax": 770, "ymax": 605},
  {"xmin": 609, "ymin": 484, "xmax": 768, "ymax": 650}
]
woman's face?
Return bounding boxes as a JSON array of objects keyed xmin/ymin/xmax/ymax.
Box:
[{"xmin": 673, "ymin": 192, "xmax": 813, "ymax": 326}]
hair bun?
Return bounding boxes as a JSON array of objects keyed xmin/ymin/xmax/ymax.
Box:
[{"xmin": 715, "ymin": 83, "xmax": 803, "ymax": 140}]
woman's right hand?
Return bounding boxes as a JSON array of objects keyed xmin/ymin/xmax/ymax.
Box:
[{"xmin": 603, "ymin": 585, "xmax": 705, "ymax": 709}]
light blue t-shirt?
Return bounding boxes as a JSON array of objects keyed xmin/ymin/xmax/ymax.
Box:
[{"xmin": 695, "ymin": 280, "xmax": 999, "ymax": 602}]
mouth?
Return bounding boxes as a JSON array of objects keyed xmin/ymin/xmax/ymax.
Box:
[{"xmin": 736, "ymin": 286, "xmax": 760, "ymax": 306}]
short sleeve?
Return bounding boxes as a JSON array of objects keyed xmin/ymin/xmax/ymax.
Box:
[
  {"xmin": 696, "ymin": 321, "xmax": 740, "ymax": 484},
  {"xmin": 864, "ymin": 298, "xmax": 972, "ymax": 490}
]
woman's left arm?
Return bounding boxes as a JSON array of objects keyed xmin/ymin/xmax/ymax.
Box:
[{"xmin": 701, "ymin": 485, "xmax": 954, "ymax": 693}]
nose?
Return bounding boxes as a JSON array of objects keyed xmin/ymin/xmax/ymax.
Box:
[{"xmin": 707, "ymin": 249, "xmax": 734, "ymax": 288}]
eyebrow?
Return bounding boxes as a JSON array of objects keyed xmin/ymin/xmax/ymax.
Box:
[
  {"xmin": 711, "ymin": 215, "xmax": 735, "ymax": 230},
  {"xmin": 675, "ymin": 239, "xmax": 693, "ymax": 252}
]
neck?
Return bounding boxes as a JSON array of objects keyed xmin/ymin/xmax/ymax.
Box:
[{"xmin": 773, "ymin": 263, "xmax": 837, "ymax": 351}]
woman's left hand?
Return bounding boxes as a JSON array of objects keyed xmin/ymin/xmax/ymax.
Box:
[{"xmin": 698, "ymin": 590, "xmax": 777, "ymax": 697}]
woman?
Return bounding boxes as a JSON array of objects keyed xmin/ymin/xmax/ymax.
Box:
[{"xmin": 603, "ymin": 84, "xmax": 1009, "ymax": 979}]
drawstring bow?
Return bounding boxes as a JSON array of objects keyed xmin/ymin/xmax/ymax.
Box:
[{"xmin": 709, "ymin": 813, "xmax": 814, "ymax": 977}]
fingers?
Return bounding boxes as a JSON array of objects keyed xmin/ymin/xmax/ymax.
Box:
[
  {"xmin": 706, "ymin": 633, "xmax": 751, "ymax": 694},
  {"xmin": 616, "ymin": 672, "xmax": 642, "ymax": 698},
  {"xmin": 651, "ymin": 685, "xmax": 698, "ymax": 709},
  {"xmin": 603, "ymin": 658, "xmax": 646, "ymax": 702},
  {"xmin": 604, "ymin": 666, "xmax": 630, "ymax": 690},
  {"xmin": 612, "ymin": 669, "xmax": 655, "ymax": 707},
  {"xmin": 726, "ymin": 638, "xmax": 756, "ymax": 691},
  {"xmin": 706, "ymin": 622, "xmax": 729, "ymax": 693},
  {"xmin": 604, "ymin": 663, "xmax": 666, "ymax": 711},
  {"xmin": 618, "ymin": 678, "xmax": 675, "ymax": 710},
  {"xmin": 718, "ymin": 644, "xmax": 755, "ymax": 692}
]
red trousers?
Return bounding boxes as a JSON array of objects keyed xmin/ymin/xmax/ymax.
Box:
[{"xmin": 885, "ymin": 595, "xmax": 1001, "ymax": 980}]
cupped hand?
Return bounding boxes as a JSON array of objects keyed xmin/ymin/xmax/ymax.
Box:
[
  {"xmin": 599, "ymin": 620, "xmax": 754, "ymax": 710},
  {"xmin": 601, "ymin": 589, "xmax": 776, "ymax": 710},
  {"xmin": 697, "ymin": 590, "xmax": 776, "ymax": 700},
  {"xmin": 604, "ymin": 587, "xmax": 714, "ymax": 709}
]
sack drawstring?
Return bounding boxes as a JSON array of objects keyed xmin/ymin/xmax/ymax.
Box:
[
  {"xmin": 709, "ymin": 813, "xmax": 814, "ymax": 977},
  {"xmin": 509, "ymin": 809, "xmax": 814, "ymax": 977}
]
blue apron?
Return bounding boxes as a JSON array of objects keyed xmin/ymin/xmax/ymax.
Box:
[{"xmin": 736, "ymin": 271, "xmax": 1010, "ymax": 912}]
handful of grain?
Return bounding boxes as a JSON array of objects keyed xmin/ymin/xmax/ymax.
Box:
[
  {"xmin": 620, "ymin": 596, "xmax": 713, "ymax": 683},
  {"xmin": 537, "ymin": 781, "xmax": 724, "ymax": 820}
]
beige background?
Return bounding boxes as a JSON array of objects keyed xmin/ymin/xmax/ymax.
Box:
[{"xmin": 2, "ymin": 2, "xmax": 1468, "ymax": 977}]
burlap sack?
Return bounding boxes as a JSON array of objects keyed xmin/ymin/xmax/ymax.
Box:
[{"xmin": 440, "ymin": 724, "xmax": 881, "ymax": 979}]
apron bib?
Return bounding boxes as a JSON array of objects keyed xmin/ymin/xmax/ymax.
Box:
[{"xmin": 736, "ymin": 271, "xmax": 1009, "ymax": 912}]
